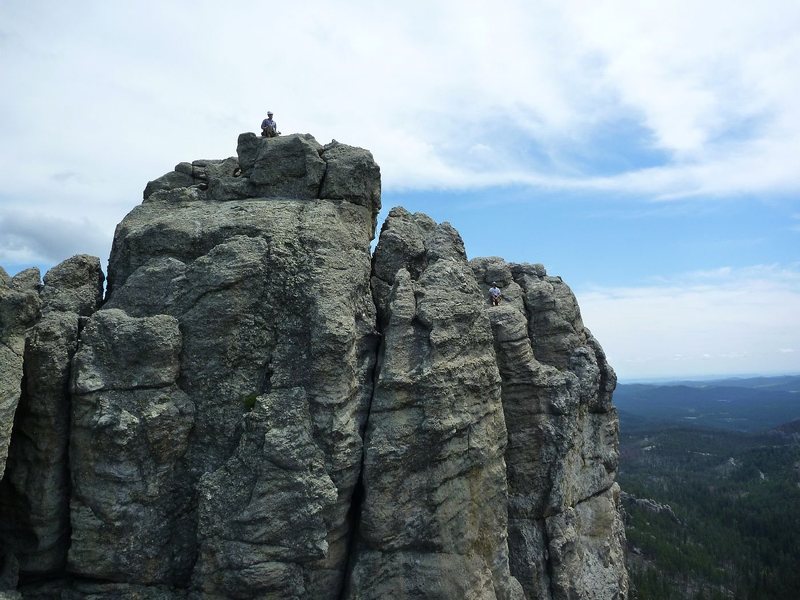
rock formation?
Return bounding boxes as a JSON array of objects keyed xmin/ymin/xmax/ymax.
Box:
[
  {"xmin": 0, "ymin": 256, "xmax": 103, "ymax": 593},
  {"xmin": 0, "ymin": 133, "xmax": 627, "ymax": 599}
]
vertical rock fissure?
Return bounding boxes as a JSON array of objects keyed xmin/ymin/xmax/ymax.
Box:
[
  {"xmin": 540, "ymin": 519, "xmax": 557, "ymax": 600},
  {"xmin": 53, "ymin": 342, "xmax": 74, "ymax": 583},
  {"xmin": 317, "ymin": 160, "xmax": 329, "ymax": 200},
  {"xmin": 336, "ymin": 289, "xmax": 384, "ymax": 600},
  {"xmin": 23, "ymin": 336, "xmax": 81, "ymax": 590},
  {"xmin": 0, "ymin": 370, "xmax": 31, "ymax": 583},
  {"xmin": 336, "ymin": 443, "xmax": 367, "ymax": 600}
]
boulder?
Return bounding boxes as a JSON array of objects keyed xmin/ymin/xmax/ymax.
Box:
[
  {"xmin": 236, "ymin": 133, "xmax": 325, "ymax": 199},
  {"xmin": 143, "ymin": 170, "xmax": 196, "ymax": 200},
  {"xmin": 10, "ymin": 268, "xmax": 40, "ymax": 292},
  {"xmin": 40, "ymin": 255, "xmax": 104, "ymax": 316},
  {"xmin": 320, "ymin": 141, "xmax": 382, "ymax": 228}
]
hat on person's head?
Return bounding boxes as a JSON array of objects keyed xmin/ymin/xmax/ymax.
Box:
[{"xmin": 267, "ymin": 111, "xmax": 273, "ymax": 116}]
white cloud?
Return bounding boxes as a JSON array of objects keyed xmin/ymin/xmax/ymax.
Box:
[
  {"xmin": 577, "ymin": 264, "xmax": 800, "ymax": 379},
  {"xmin": 0, "ymin": 210, "xmax": 109, "ymax": 267},
  {"xmin": 1, "ymin": 1, "xmax": 799, "ymax": 267}
]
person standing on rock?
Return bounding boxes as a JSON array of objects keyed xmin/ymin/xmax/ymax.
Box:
[
  {"xmin": 261, "ymin": 111, "xmax": 279, "ymax": 138},
  {"xmin": 489, "ymin": 282, "xmax": 502, "ymax": 306}
]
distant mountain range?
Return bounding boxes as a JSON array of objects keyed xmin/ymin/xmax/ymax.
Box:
[{"xmin": 614, "ymin": 375, "xmax": 800, "ymax": 433}]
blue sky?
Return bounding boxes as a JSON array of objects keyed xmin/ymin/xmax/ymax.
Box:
[
  {"xmin": 384, "ymin": 189, "xmax": 798, "ymax": 288},
  {"xmin": 1, "ymin": 1, "xmax": 799, "ymax": 380}
]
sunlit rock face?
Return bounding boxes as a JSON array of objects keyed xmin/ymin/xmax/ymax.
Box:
[
  {"xmin": 472, "ymin": 256, "xmax": 627, "ymax": 600},
  {"xmin": 0, "ymin": 134, "xmax": 627, "ymax": 599},
  {"xmin": 344, "ymin": 208, "xmax": 524, "ymax": 600}
]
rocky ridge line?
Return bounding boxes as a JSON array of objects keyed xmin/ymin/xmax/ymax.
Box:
[{"xmin": 0, "ymin": 133, "xmax": 627, "ymax": 599}]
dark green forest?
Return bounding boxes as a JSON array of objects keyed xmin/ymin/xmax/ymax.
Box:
[{"xmin": 616, "ymin": 377, "xmax": 800, "ymax": 599}]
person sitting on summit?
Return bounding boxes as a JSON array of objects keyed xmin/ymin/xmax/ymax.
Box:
[
  {"xmin": 489, "ymin": 282, "xmax": 502, "ymax": 306},
  {"xmin": 261, "ymin": 111, "xmax": 279, "ymax": 138}
]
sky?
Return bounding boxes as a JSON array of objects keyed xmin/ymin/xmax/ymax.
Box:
[{"xmin": 1, "ymin": 1, "xmax": 799, "ymax": 381}]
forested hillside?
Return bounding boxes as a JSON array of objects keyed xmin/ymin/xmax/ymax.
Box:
[{"xmin": 617, "ymin": 377, "xmax": 800, "ymax": 599}]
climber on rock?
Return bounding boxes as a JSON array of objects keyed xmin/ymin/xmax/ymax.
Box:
[
  {"xmin": 489, "ymin": 282, "xmax": 502, "ymax": 306},
  {"xmin": 261, "ymin": 111, "xmax": 280, "ymax": 138}
]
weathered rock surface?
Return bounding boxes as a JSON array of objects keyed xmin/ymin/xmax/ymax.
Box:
[
  {"xmin": 237, "ymin": 133, "xmax": 325, "ymax": 199},
  {"xmin": 0, "ymin": 257, "xmax": 103, "ymax": 586},
  {"xmin": 0, "ymin": 269, "xmax": 41, "ymax": 597},
  {"xmin": 69, "ymin": 309, "xmax": 194, "ymax": 584},
  {"xmin": 472, "ymin": 257, "xmax": 627, "ymax": 600},
  {"xmin": 97, "ymin": 133, "xmax": 381, "ymax": 596},
  {"xmin": 0, "ymin": 270, "xmax": 40, "ymax": 482},
  {"xmin": 545, "ymin": 484, "xmax": 628, "ymax": 600},
  {"xmin": 193, "ymin": 389, "xmax": 338, "ymax": 598},
  {"xmin": 0, "ymin": 133, "xmax": 626, "ymax": 599},
  {"xmin": 0, "ymin": 311, "xmax": 79, "ymax": 574},
  {"xmin": 40, "ymin": 255, "xmax": 104, "ymax": 316},
  {"xmin": 346, "ymin": 208, "xmax": 524, "ymax": 599}
]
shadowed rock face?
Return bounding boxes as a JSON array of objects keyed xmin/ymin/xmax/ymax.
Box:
[
  {"xmin": 0, "ymin": 134, "xmax": 626, "ymax": 599},
  {"xmin": 0, "ymin": 269, "xmax": 41, "ymax": 482},
  {"xmin": 0, "ymin": 256, "xmax": 104, "ymax": 583}
]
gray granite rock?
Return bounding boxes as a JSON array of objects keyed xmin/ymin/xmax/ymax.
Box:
[
  {"xmin": 72, "ymin": 309, "xmax": 181, "ymax": 394},
  {"xmin": 237, "ymin": 133, "xmax": 325, "ymax": 199},
  {"xmin": 193, "ymin": 388, "xmax": 338, "ymax": 599},
  {"xmin": 0, "ymin": 275, "xmax": 41, "ymax": 481},
  {"xmin": 40, "ymin": 255, "xmax": 104, "ymax": 316},
  {"xmin": 143, "ymin": 157, "xmax": 242, "ymax": 203},
  {"xmin": 472, "ymin": 257, "xmax": 627, "ymax": 599},
  {"xmin": 545, "ymin": 484, "xmax": 629, "ymax": 600},
  {"xmin": 96, "ymin": 142, "xmax": 380, "ymax": 594},
  {"xmin": 18, "ymin": 580, "xmax": 187, "ymax": 599},
  {"xmin": 346, "ymin": 207, "xmax": 524, "ymax": 599},
  {"xmin": 0, "ymin": 256, "xmax": 104, "ymax": 582},
  {"xmin": 10, "ymin": 268, "xmax": 40, "ymax": 292},
  {"xmin": 0, "ymin": 312, "xmax": 78, "ymax": 575},
  {"xmin": 0, "ymin": 135, "xmax": 627, "ymax": 599},
  {"xmin": 143, "ymin": 170, "xmax": 196, "ymax": 200},
  {"xmin": 69, "ymin": 309, "xmax": 195, "ymax": 584},
  {"xmin": 320, "ymin": 141, "xmax": 382, "ymax": 230}
]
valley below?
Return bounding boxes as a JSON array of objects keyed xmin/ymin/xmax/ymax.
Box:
[{"xmin": 615, "ymin": 376, "xmax": 800, "ymax": 599}]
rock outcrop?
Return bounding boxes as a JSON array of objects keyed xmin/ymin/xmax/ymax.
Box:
[
  {"xmin": 0, "ymin": 256, "xmax": 103, "ymax": 584},
  {"xmin": 471, "ymin": 257, "xmax": 626, "ymax": 600},
  {"xmin": 347, "ymin": 209, "xmax": 523, "ymax": 599},
  {"xmin": 0, "ymin": 268, "xmax": 41, "ymax": 481},
  {"xmin": 0, "ymin": 133, "xmax": 627, "ymax": 599}
]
